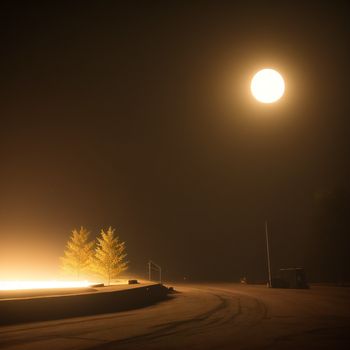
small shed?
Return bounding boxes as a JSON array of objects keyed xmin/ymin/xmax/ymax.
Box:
[{"xmin": 278, "ymin": 267, "xmax": 309, "ymax": 289}]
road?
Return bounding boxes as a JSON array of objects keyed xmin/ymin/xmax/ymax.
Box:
[{"xmin": 1, "ymin": 283, "xmax": 350, "ymax": 349}]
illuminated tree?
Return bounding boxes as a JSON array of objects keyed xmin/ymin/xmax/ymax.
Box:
[
  {"xmin": 60, "ymin": 227, "xmax": 95, "ymax": 279},
  {"xmin": 93, "ymin": 227, "xmax": 128, "ymax": 285}
]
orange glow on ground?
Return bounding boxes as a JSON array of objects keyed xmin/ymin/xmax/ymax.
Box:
[{"xmin": 0, "ymin": 280, "xmax": 92, "ymax": 290}]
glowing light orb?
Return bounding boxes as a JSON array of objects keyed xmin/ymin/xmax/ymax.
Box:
[
  {"xmin": 0, "ymin": 280, "xmax": 91, "ymax": 291},
  {"xmin": 251, "ymin": 68, "xmax": 285, "ymax": 103}
]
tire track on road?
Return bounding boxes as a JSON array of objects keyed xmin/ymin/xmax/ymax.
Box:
[{"xmin": 84, "ymin": 291, "xmax": 235, "ymax": 350}]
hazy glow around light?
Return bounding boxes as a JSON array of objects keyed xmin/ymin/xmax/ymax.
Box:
[
  {"xmin": 0, "ymin": 280, "xmax": 91, "ymax": 291},
  {"xmin": 251, "ymin": 68, "xmax": 285, "ymax": 103}
]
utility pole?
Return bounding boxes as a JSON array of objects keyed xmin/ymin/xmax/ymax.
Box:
[{"xmin": 265, "ymin": 220, "xmax": 272, "ymax": 288}]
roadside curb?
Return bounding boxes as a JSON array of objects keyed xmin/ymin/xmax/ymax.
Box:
[{"xmin": 0, "ymin": 284, "xmax": 169, "ymax": 326}]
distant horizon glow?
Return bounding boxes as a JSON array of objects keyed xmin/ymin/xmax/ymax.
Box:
[{"xmin": 0, "ymin": 280, "xmax": 92, "ymax": 291}]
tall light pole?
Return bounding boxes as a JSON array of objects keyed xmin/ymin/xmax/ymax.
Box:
[
  {"xmin": 265, "ymin": 220, "xmax": 272, "ymax": 288},
  {"xmin": 249, "ymin": 68, "xmax": 284, "ymax": 288}
]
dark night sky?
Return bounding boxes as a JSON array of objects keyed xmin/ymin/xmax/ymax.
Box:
[{"xmin": 1, "ymin": 1, "xmax": 350, "ymax": 281}]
